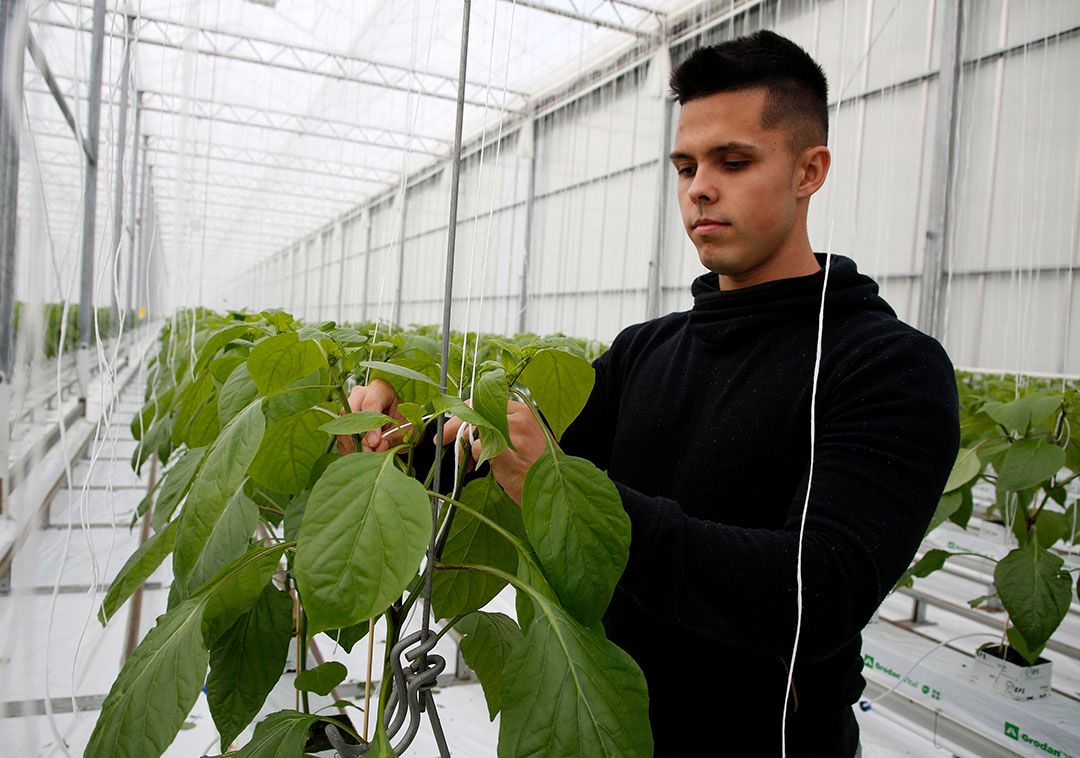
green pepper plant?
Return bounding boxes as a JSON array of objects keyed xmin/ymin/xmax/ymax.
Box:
[
  {"xmin": 88, "ymin": 308, "xmax": 652, "ymax": 757},
  {"xmin": 898, "ymin": 373, "xmax": 1080, "ymax": 667}
]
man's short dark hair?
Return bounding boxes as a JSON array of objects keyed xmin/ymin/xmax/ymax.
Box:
[{"xmin": 670, "ymin": 30, "xmax": 829, "ymax": 152}]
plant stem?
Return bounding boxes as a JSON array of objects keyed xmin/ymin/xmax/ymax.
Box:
[
  {"xmin": 299, "ymin": 608, "xmax": 311, "ymax": 714},
  {"xmin": 363, "ymin": 616, "xmax": 376, "ymax": 741}
]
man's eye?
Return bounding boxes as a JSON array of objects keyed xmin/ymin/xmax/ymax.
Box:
[
  {"xmin": 724, "ymin": 160, "xmax": 750, "ymax": 170},
  {"xmin": 676, "ymin": 166, "xmax": 695, "ymax": 177}
]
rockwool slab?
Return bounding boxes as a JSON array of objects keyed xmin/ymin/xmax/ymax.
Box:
[{"xmin": 862, "ymin": 621, "xmax": 1080, "ymax": 757}]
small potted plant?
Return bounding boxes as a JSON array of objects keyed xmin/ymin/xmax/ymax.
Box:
[{"xmin": 898, "ymin": 382, "xmax": 1080, "ymax": 700}]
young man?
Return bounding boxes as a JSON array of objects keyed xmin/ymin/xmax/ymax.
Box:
[{"xmin": 350, "ymin": 31, "xmax": 959, "ymax": 756}]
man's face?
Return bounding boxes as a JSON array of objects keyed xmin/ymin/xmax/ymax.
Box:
[{"xmin": 670, "ymin": 88, "xmax": 804, "ymax": 286}]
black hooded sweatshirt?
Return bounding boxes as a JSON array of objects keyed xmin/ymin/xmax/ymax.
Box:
[{"xmin": 560, "ymin": 254, "xmax": 960, "ymax": 756}]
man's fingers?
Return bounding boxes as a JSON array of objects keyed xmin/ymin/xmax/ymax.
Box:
[{"xmin": 442, "ymin": 415, "xmax": 464, "ymax": 445}]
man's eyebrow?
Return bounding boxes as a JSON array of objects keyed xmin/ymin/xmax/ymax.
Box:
[{"xmin": 668, "ymin": 142, "xmax": 758, "ymax": 161}]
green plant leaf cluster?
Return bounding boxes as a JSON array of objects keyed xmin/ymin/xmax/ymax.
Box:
[
  {"xmin": 100, "ymin": 308, "xmax": 647, "ymax": 756},
  {"xmin": 898, "ymin": 372, "xmax": 1080, "ymax": 664}
]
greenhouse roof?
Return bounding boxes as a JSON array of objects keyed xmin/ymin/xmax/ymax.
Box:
[{"xmin": 22, "ymin": 0, "xmax": 693, "ymax": 285}]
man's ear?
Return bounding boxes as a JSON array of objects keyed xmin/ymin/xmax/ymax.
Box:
[{"xmin": 794, "ymin": 145, "xmax": 830, "ymax": 199}]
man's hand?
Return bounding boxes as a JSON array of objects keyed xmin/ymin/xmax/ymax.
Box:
[
  {"xmin": 442, "ymin": 401, "xmax": 549, "ymax": 504},
  {"xmin": 336, "ymin": 378, "xmax": 408, "ymax": 454}
]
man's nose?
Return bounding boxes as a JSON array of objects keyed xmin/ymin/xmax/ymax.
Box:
[{"xmin": 688, "ymin": 168, "xmax": 717, "ymax": 204}]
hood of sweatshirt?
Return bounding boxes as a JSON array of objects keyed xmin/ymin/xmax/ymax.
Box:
[{"xmin": 687, "ymin": 253, "xmax": 895, "ymax": 347}]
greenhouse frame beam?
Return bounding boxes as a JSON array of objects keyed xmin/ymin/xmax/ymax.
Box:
[
  {"xmin": 143, "ymin": 134, "xmax": 400, "ymax": 185},
  {"xmin": 138, "ymin": 91, "xmax": 450, "ymax": 157},
  {"xmin": 153, "ymin": 190, "xmax": 340, "ymax": 222},
  {"xmin": 147, "ymin": 166, "xmax": 359, "ymax": 205},
  {"xmin": 500, "ymin": 0, "xmax": 659, "ymax": 39},
  {"xmin": 151, "ymin": 219, "xmax": 301, "ymax": 253},
  {"xmin": 149, "ymin": 201, "xmax": 315, "ymax": 234},
  {"xmin": 143, "ymin": 142, "xmax": 392, "ymax": 190},
  {"xmin": 24, "ymin": 74, "xmax": 452, "ymax": 156},
  {"xmin": 35, "ymin": 1, "xmax": 526, "ymax": 110},
  {"xmin": 24, "ymin": 30, "xmax": 92, "ymax": 163}
]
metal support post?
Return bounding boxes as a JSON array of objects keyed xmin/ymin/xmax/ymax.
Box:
[
  {"xmin": 0, "ymin": 0, "xmax": 26, "ymax": 383},
  {"xmin": 0, "ymin": 0, "xmax": 25, "ymax": 515},
  {"xmin": 109, "ymin": 14, "xmax": 133, "ymax": 335},
  {"xmin": 336, "ymin": 220, "xmax": 348, "ymax": 320},
  {"xmin": 517, "ymin": 119, "xmax": 537, "ymax": 335},
  {"xmin": 289, "ymin": 245, "xmax": 298, "ymax": 314},
  {"xmin": 646, "ymin": 46, "xmax": 672, "ymax": 320},
  {"xmin": 392, "ymin": 187, "xmax": 408, "ymax": 327},
  {"xmin": 126, "ymin": 93, "xmax": 142, "ymax": 316},
  {"xmin": 77, "ymin": 0, "xmax": 107, "ymax": 404},
  {"xmin": 917, "ymin": 0, "xmax": 963, "ymax": 339},
  {"xmin": 133, "ymin": 152, "xmax": 150, "ymax": 320},
  {"xmin": 361, "ymin": 211, "xmax": 372, "ymax": 322}
]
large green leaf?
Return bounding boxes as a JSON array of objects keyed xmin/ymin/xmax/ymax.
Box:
[
  {"xmin": 202, "ymin": 545, "xmax": 290, "ymax": 642},
  {"xmin": 207, "ymin": 584, "xmax": 294, "ymax": 750},
  {"xmin": 248, "ymin": 333, "xmax": 327, "ymax": 396},
  {"xmin": 234, "ymin": 710, "xmax": 321, "ymax": 757},
  {"xmin": 944, "ymin": 448, "xmax": 980, "ymax": 493},
  {"xmin": 983, "ymin": 395, "xmax": 1061, "ymax": 435},
  {"xmin": 365, "ymin": 357, "xmax": 442, "ymax": 405},
  {"xmin": 131, "ymin": 386, "xmax": 174, "ymax": 443},
  {"xmin": 249, "ymin": 409, "xmax": 332, "ymax": 494},
  {"xmin": 997, "ymin": 438, "xmax": 1066, "ymax": 491},
  {"xmin": 86, "ymin": 545, "xmax": 286, "ymax": 758},
  {"xmin": 172, "ymin": 372, "xmax": 218, "ymax": 449},
  {"xmin": 472, "ymin": 369, "xmax": 513, "ymax": 464},
  {"xmin": 151, "ymin": 446, "xmax": 207, "ymax": 532},
  {"xmin": 521, "ymin": 447, "xmax": 629, "ymax": 626},
  {"xmin": 894, "ymin": 549, "xmax": 956, "ymax": 590},
  {"xmin": 265, "ymin": 370, "xmax": 327, "ymax": 424},
  {"xmin": 926, "ymin": 492, "xmax": 962, "ymax": 535},
  {"xmin": 86, "ymin": 597, "xmax": 208, "ymax": 758},
  {"xmin": 1006, "ymin": 626, "xmax": 1046, "ymax": 665},
  {"xmin": 995, "ymin": 542, "xmax": 1073, "ymax": 658},
  {"xmin": 219, "ymin": 363, "xmax": 260, "ymax": 427},
  {"xmin": 323, "ymin": 619, "xmax": 369, "ymax": 654},
  {"xmin": 517, "ymin": 349, "xmax": 594, "ymax": 440},
  {"xmin": 458, "ymin": 612, "xmax": 522, "ymax": 719},
  {"xmin": 357, "ymin": 359, "xmax": 441, "ymax": 388},
  {"xmin": 294, "ymin": 453, "xmax": 431, "ymax": 633},
  {"xmin": 196, "ymin": 324, "xmax": 261, "ymax": 374},
  {"xmin": 431, "ymin": 476, "xmax": 523, "ymax": 620},
  {"xmin": 319, "ymin": 411, "xmax": 396, "ymax": 436},
  {"xmin": 1035, "ymin": 510, "xmax": 1069, "ymax": 549},
  {"xmin": 99, "ymin": 519, "xmax": 179, "ymax": 625},
  {"xmin": 294, "ymin": 661, "xmax": 348, "ymax": 695},
  {"xmin": 184, "ymin": 489, "xmax": 259, "ymax": 596},
  {"xmin": 174, "ymin": 402, "xmax": 265, "ymax": 595},
  {"xmin": 498, "ymin": 601, "xmax": 651, "ymax": 758}
]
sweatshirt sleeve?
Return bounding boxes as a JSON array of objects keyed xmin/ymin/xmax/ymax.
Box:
[{"xmin": 610, "ymin": 333, "xmax": 960, "ymax": 662}]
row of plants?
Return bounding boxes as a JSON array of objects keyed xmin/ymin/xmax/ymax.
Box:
[
  {"xmin": 91, "ymin": 308, "xmax": 651, "ymax": 757},
  {"xmin": 11, "ymin": 301, "xmax": 140, "ymax": 358},
  {"xmin": 899, "ymin": 370, "xmax": 1080, "ymax": 669}
]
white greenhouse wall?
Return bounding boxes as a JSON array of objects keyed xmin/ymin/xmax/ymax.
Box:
[{"xmin": 236, "ymin": 0, "xmax": 1080, "ymax": 375}]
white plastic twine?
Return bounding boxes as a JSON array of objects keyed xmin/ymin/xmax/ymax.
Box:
[
  {"xmin": 782, "ymin": 0, "xmax": 850, "ymax": 753},
  {"xmin": 365, "ymin": 0, "xmax": 437, "ymax": 379}
]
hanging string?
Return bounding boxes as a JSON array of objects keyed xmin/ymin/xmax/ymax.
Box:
[{"xmin": 782, "ymin": 0, "xmax": 851, "ymax": 752}]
